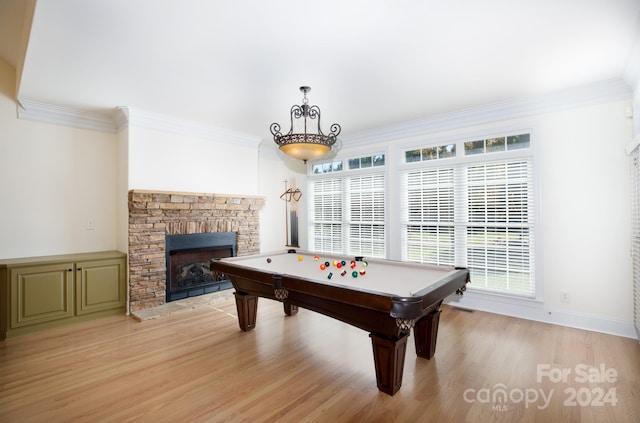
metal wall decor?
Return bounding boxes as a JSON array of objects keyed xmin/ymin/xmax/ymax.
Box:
[{"xmin": 270, "ymin": 86, "xmax": 341, "ymax": 163}]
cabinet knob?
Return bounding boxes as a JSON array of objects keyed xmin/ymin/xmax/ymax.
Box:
[
  {"xmin": 68, "ymin": 268, "xmax": 72, "ymax": 272},
  {"xmin": 77, "ymin": 268, "xmax": 82, "ymax": 271}
]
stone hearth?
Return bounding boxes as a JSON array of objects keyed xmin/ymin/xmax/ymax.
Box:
[{"xmin": 128, "ymin": 190, "xmax": 264, "ymax": 312}]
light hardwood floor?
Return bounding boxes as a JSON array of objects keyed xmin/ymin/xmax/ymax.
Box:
[{"xmin": 1, "ymin": 296, "xmax": 638, "ymax": 422}]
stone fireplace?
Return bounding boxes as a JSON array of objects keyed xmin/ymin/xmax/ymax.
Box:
[{"xmin": 128, "ymin": 190, "xmax": 264, "ymax": 312}]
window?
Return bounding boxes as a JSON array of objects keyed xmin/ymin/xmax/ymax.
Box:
[
  {"xmin": 631, "ymin": 146, "xmax": 640, "ymax": 337},
  {"xmin": 309, "ymin": 155, "xmax": 386, "ymax": 258},
  {"xmin": 401, "ymin": 133, "xmax": 536, "ymax": 297}
]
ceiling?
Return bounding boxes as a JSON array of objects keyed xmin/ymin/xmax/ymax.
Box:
[{"xmin": 1, "ymin": 0, "xmax": 639, "ymax": 141}]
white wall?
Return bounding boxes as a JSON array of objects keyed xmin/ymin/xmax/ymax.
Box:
[
  {"xmin": 536, "ymin": 101, "xmax": 632, "ymax": 319},
  {"xmin": 0, "ymin": 60, "xmax": 119, "ymax": 259},
  {"xmin": 257, "ymin": 141, "xmax": 307, "ymax": 252},
  {"xmin": 128, "ymin": 126, "xmax": 259, "ymax": 195}
]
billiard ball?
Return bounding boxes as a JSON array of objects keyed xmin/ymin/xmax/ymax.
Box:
[
  {"xmin": 340, "ymin": 270, "xmax": 347, "ymax": 276},
  {"xmin": 298, "ymin": 255, "xmax": 303, "ymax": 261},
  {"xmin": 327, "ymin": 272, "xmax": 333, "ymax": 279},
  {"xmin": 266, "ymin": 258, "xmax": 272, "ymax": 263},
  {"xmin": 341, "ymin": 260, "xmax": 346, "ymax": 266},
  {"xmin": 359, "ymin": 269, "xmax": 366, "ymax": 276},
  {"xmin": 313, "ymin": 255, "xmax": 320, "ymax": 261},
  {"xmin": 362, "ymin": 261, "xmax": 368, "ymax": 267},
  {"xmin": 320, "ymin": 263, "xmax": 326, "ymax": 270},
  {"xmin": 336, "ymin": 262, "xmax": 342, "ymax": 268},
  {"xmin": 325, "ymin": 261, "xmax": 330, "ymax": 267},
  {"xmin": 352, "ymin": 271, "xmax": 358, "ymax": 278}
]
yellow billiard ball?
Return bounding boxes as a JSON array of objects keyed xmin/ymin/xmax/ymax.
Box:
[{"xmin": 298, "ymin": 255, "xmax": 303, "ymax": 261}]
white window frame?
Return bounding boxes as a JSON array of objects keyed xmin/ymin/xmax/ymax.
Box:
[
  {"xmin": 308, "ymin": 153, "xmax": 387, "ymax": 258},
  {"xmin": 399, "ymin": 131, "xmax": 538, "ymax": 299}
]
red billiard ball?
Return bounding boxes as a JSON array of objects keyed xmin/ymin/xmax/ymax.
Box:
[
  {"xmin": 337, "ymin": 262, "xmax": 342, "ymax": 268},
  {"xmin": 359, "ymin": 269, "xmax": 366, "ymax": 276}
]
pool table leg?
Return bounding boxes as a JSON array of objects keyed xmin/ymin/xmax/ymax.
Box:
[
  {"xmin": 233, "ymin": 291, "xmax": 258, "ymax": 331},
  {"xmin": 369, "ymin": 332, "xmax": 410, "ymax": 395},
  {"xmin": 283, "ymin": 302, "xmax": 298, "ymax": 316},
  {"xmin": 413, "ymin": 304, "xmax": 442, "ymax": 359}
]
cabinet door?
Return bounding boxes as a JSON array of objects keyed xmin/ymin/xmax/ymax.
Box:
[
  {"xmin": 76, "ymin": 258, "xmax": 126, "ymax": 315},
  {"xmin": 10, "ymin": 263, "xmax": 75, "ymax": 328}
]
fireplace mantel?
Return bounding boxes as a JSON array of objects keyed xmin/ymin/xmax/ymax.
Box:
[{"xmin": 128, "ymin": 190, "xmax": 264, "ymax": 311}]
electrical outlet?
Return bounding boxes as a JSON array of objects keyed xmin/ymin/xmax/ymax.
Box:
[
  {"xmin": 86, "ymin": 220, "xmax": 95, "ymax": 230},
  {"xmin": 560, "ymin": 290, "xmax": 569, "ymax": 303}
]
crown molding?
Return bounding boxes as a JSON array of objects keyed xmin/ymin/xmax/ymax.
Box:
[
  {"xmin": 114, "ymin": 106, "xmax": 261, "ymax": 148},
  {"xmin": 14, "ymin": 100, "xmax": 262, "ymax": 147},
  {"xmin": 16, "ymin": 79, "xmax": 631, "ymax": 148},
  {"xmin": 16, "ymin": 99, "xmax": 117, "ymax": 133},
  {"xmin": 342, "ymin": 79, "xmax": 633, "ymax": 147}
]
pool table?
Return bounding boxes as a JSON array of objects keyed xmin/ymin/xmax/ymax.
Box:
[{"xmin": 210, "ymin": 250, "xmax": 469, "ymax": 395}]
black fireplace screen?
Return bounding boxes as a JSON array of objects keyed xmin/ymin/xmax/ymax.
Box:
[
  {"xmin": 165, "ymin": 232, "xmax": 236, "ymax": 302},
  {"xmin": 170, "ymin": 248, "xmax": 230, "ymax": 291}
]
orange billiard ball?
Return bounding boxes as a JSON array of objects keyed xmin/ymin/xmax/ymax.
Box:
[
  {"xmin": 320, "ymin": 263, "xmax": 326, "ymax": 270},
  {"xmin": 313, "ymin": 255, "xmax": 320, "ymax": 261}
]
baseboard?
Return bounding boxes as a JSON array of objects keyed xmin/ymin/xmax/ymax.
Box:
[{"xmin": 444, "ymin": 291, "xmax": 638, "ymax": 340}]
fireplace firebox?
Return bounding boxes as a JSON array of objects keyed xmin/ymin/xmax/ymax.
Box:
[{"xmin": 165, "ymin": 232, "xmax": 236, "ymax": 302}]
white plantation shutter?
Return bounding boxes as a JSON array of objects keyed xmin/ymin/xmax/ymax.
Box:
[
  {"xmin": 402, "ymin": 168, "xmax": 455, "ymax": 265},
  {"xmin": 402, "ymin": 156, "xmax": 535, "ymax": 297},
  {"xmin": 310, "ymin": 178, "xmax": 343, "ymax": 252},
  {"xmin": 631, "ymin": 147, "xmax": 640, "ymax": 338},
  {"xmin": 347, "ymin": 174, "xmax": 386, "ymax": 257},
  {"xmin": 310, "ymin": 173, "xmax": 386, "ymax": 257},
  {"xmin": 465, "ymin": 159, "xmax": 535, "ymax": 296}
]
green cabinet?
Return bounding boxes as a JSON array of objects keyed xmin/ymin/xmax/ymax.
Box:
[
  {"xmin": 0, "ymin": 251, "xmax": 126, "ymax": 339},
  {"xmin": 76, "ymin": 258, "xmax": 126, "ymax": 315},
  {"xmin": 10, "ymin": 262, "xmax": 75, "ymax": 328}
]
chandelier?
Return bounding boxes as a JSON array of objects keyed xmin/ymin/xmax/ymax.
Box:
[{"xmin": 270, "ymin": 86, "xmax": 341, "ymax": 163}]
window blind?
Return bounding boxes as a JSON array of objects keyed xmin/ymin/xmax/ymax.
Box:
[
  {"xmin": 632, "ymin": 147, "xmax": 640, "ymax": 338},
  {"xmin": 310, "ymin": 178, "xmax": 343, "ymax": 253},
  {"xmin": 401, "ymin": 157, "xmax": 536, "ymax": 297},
  {"xmin": 310, "ymin": 173, "xmax": 386, "ymax": 257}
]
